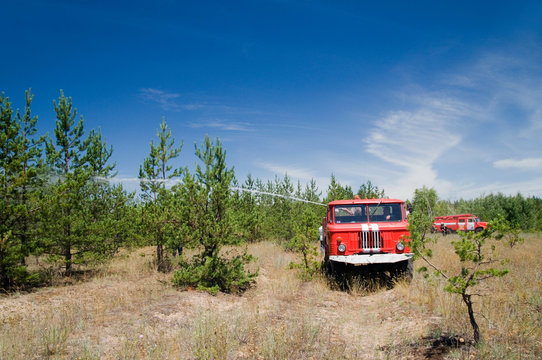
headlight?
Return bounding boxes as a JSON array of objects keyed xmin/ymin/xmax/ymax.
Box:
[
  {"xmin": 396, "ymin": 242, "xmax": 405, "ymax": 251},
  {"xmin": 338, "ymin": 243, "xmax": 346, "ymax": 252}
]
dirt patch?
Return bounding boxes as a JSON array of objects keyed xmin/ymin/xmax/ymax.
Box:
[{"xmin": 1, "ymin": 243, "xmax": 443, "ymax": 359}]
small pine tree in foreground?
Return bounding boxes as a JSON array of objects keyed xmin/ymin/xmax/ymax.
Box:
[{"xmin": 408, "ymin": 210, "xmax": 522, "ymax": 344}]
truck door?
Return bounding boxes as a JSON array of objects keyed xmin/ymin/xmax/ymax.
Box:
[
  {"xmin": 467, "ymin": 218, "xmax": 475, "ymax": 231},
  {"xmin": 458, "ymin": 218, "xmax": 466, "ymax": 231}
]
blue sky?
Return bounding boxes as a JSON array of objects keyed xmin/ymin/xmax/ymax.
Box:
[{"xmin": 2, "ymin": 0, "xmax": 542, "ymax": 200}]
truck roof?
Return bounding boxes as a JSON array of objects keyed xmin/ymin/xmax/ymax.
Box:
[
  {"xmin": 434, "ymin": 214, "xmax": 476, "ymax": 220},
  {"xmin": 328, "ymin": 198, "xmax": 405, "ymax": 206}
]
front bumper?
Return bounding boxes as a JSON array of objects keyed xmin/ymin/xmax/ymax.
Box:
[{"xmin": 329, "ymin": 253, "xmax": 413, "ymax": 265}]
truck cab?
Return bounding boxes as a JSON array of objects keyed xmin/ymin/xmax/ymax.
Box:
[{"xmin": 321, "ymin": 197, "xmax": 413, "ymax": 277}]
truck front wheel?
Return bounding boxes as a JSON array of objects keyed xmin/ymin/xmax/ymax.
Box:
[{"xmin": 394, "ymin": 259, "xmax": 413, "ymax": 282}]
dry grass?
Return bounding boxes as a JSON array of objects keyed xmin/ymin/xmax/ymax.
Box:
[
  {"xmin": 395, "ymin": 232, "xmax": 542, "ymax": 359},
  {"xmin": 0, "ymin": 235, "xmax": 540, "ymax": 359}
]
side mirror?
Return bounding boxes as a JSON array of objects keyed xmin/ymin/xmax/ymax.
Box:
[{"xmin": 406, "ymin": 203, "xmax": 413, "ymax": 213}]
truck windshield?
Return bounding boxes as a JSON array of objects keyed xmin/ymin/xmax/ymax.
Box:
[
  {"xmin": 333, "ymin": 205, "xmax": 366, "ymax": 223},
  {"xmin": 368, "ymin": 203, "xmax": 402, "ymax": 222}
]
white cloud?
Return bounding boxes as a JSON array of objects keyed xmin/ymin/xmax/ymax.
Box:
[
  {"xmin": 455, "ymin": 177, "xmax": 542, "ymax": 199},
  {"xmin": 363, "ymin": 96, "xmax": 467, "ymax": 199},
  {"xmin": 493, "ymin": 158, "xmax": 542, "ymax": 170},
  {"xmin": 364, "ymin": 44, "xmax": 542, "ymax": 200},
  {"xmin": 444, "ymin": 45, "xmax": 542, "ymax": 138},
  {"xmin": 190, "ymin": 119, "xmax": 253, "ymax": 132},
  {"xmin": 256, "ymin": 161, "xmax": 330, "ymax": 191},
  {"xmin": 139, "ymin": 88, "xmax": 202, "ymax": 111}
]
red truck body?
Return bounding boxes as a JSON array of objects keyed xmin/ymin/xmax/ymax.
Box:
[
  {"xmin": 320, "ymin": 197, "xmax": 412, "ymax": 274},
  {"xmin": 432, "ymin": 214, "xmax": 487, "ymax": 233}
]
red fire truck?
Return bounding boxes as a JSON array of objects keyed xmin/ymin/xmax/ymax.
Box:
[
  {"xmin": 320, "ymin": 196, "xmax": 413, "ymax": 278},
  {"xmin": 431, "ymin": 214, "xmax": 487, "ymax": 234}
]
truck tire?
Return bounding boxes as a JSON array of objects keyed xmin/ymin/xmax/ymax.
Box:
[
  {"xmin": 475, "ymin": 227, "xmax": 483, "ymax": 233},
  {"xmin": 324, "ymin": 259, "xmax": 346, "ymax": 276},
  {"xmin": 395, "ymin": 259, "xmax": 413, "ymax": 282}
]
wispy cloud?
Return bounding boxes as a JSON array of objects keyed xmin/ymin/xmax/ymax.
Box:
[
  {"xmin": 363, "ymin": 95, "xmax": 469, "ymax": 198},
  {"xmin": 258, "ymin": 162, "xmax": 317, "ymax": 181},
  {"xmin": 363, "ymin": 43, "xmax": 542, "ymax": 199},
  {"xmin": 256, "ymin": 161, "xmax": 330, "ymax": 190},
  {"xmin": 444, "ymin": 44, "xmax": 542, "ymax": 138},
  {"xmin": 494, "ymin": 158, "xmax": 542, "ymax": 170},
  {"xmin": 139, "ymin": 88, "xmax": 202, "ymax": 111},
  {"xmin": 189, "ymin": 119, "xmax": 254, "ymax": 132},
  {"xmin": 456, "ymin": 176, "xmax": 542, "ymax": 199}
]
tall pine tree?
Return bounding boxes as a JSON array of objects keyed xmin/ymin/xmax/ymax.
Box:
[
  {"xmin": 139, "ymin": 118, "xmax": 183, "ymax": 272},
  {"xmin": 44, "ymin": 90, "xmax": 89, "ymax": 272},
  {"xmin": 172, "ymin": 136, "xmax": 256, "ymax": 294},
  {"xmin": 0, "ymin": 90, "xmax": 44, "ymax": 288}
]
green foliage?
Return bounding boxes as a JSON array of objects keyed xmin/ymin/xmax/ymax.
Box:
[
  {"xmin": 324, "ymin": 174, "xmax": 353, "ymax": 202},
  {"xmin": 229, "ymin": 175, "xmax": 265, "ymax": 242},
  {"xmin": 139, "ymin": 118, "xmax": 183, "ymax": 199},
  {"xmin": 411, "ymin": 186, "xmax": 438, "ymax": 216},
  {"xmin": 357, "ymin": 180, "xmax": 385, "ymax": 199},
  {"xmin": 406, "ymin": 210, "xmax": 436, "ymax": 262},
  {"xmin": 40, "ymin": 91, "xmax": 131, "ymax": 273},
  {"xmin": 172, "ymin": 252, "xmax": 256, "ymax": 295},
  {"xmin": 2, "ymin": 89, "xmax": 131, "ymax": 286},
  {"xmin": 43, "ymin": 91, "xmax": 90, "ymax": 272},
  {"xmin": 452, "ymin": 192, "xmax": 542, "ymax": 231},
  {"xmin": 259, "ymin": 174, "xmax": 297, "ymax": 242},
  {"xmin": 409, "ymin": 187, "xmax": 523, "ymax": 344},
  {"xmin": 45, "ymin": 90, "xmax": 86, "ymax": 174},
  {"xmin": 411, "ymin": 186, "xmax": 542, "ymax": 231},
  {"xmin": 138, "ymin": 118, "xmax": 183, "ymax": 272},
  {"xmin": 0, "ymin": 232, "xmax": 39, "ymax": 287},
  {"xmin": 172, "ymin": 136, "xmax": 257, "ymax": 293},
  {"xmin": 84, "ymin": 128, "xmax": 115, "ymax": 176},
  {"xmin": 0, "ymin": 90, "xmax": 44, "ymax": 288},
  {"xmin": 443, "ymin": 215, "xmax": 521, "ymax": 293},
  {"xmin": 287, "ymin": 182, "xmax": 323, "ymax": 280}
]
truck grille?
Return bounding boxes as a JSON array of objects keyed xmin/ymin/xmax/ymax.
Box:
[{"xmin": 359, "ymin": 225, "xmax": 381, "ymax": 252}]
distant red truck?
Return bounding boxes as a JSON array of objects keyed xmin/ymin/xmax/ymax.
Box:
[
  {"xmin": 320, "ymin": 196, "xmax": 413, "ymax": 278},
  {"xmin": 432, "ymin": 214, "xmax": 487, "ymax": 234}
]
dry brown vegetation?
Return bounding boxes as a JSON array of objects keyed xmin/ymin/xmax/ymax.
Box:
[{"xmin": 1, "ymin": 235, "xmax": 541, "ymax": 360}]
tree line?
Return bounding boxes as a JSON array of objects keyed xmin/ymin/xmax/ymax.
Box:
[
  {"xmin": 409, "ymin": 186, "xmax": 542, "ymax": 231},
  {"xmin": 1, "ymin": 89, "xmax": 541, "ymax": 291}
]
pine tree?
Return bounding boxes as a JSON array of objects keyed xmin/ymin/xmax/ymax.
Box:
[
  {"xmin": 80, "ymin": 128, "xmax": 133, "ymax": 262},
  {"xmin": 288, "ymin": 179, "xmax": 324, "ymax": 280},
  {"xmin": 409, "ymin": 210, "xmax": 522, "ymax": 344},
  {"xmin": 44, "ymin": 90, "xmax": 89, "ymax": 272},
  {"xmin": 230, "ymin": 174, "xmax": 264, "ymax": 242},
  {"xmin": 0, "ymin": 92, "xmax": 24, "ymax": 287},
  {"xmin": 0, "ymin": 90, "xmax": 43, "ymax": 288},
  {"xmin": 411, "ymin": 186, "xmax": 438, "ymax": 216},
  {"xmin": 357, "ymin": 180, "xmax": 385, "ymax": 199},
  {"xmin": 13, "ymin": 90, "xmax": 44, "ymax": 262},
  {"xmin": 172, "ymin": 136, "xmax": 256, "ymax": 294},
  {"xmin": 324, "ymin": 174, "xmax": 353, "ymax": 203},
  {"xmin": 138, "ymin": 118, "xmax": 183, "ymax": 272}
]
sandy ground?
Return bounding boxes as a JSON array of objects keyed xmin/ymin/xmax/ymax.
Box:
[{"xmin": 0, "ymin": 243, "xmax": 447, "ymax": 359}]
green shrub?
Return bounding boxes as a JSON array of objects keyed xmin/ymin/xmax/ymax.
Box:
[{"xmin": 173, "ymin": 254, "xmax": 257, "ymax": 295}]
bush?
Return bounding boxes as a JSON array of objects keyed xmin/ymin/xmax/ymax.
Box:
[{"xmin": 173, "ymin": 254, "xmax": 257, "ymax": 295}]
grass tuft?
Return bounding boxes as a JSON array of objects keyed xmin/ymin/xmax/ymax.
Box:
[{"xmin": 0, "ymin": 236, "xmax": 540, "ymax": 359}]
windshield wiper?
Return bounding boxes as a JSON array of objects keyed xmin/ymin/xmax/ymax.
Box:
[{"xmin": 369, "ymin": 200, "xmax": 382, "ymax": 217}]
